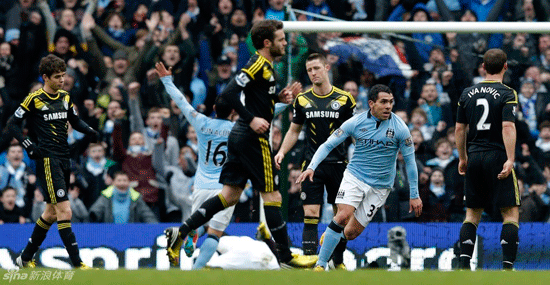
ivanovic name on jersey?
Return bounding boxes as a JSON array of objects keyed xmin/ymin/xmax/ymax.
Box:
[
  {"xmin": 305, "ymin": 110, "xmax": 340, "ymax": 119},
  {"xmin": 467, "ymin": 86, "xmax": 501, "ymax": 99},
  {"xmin": 43, "ymin": 111, "xmax": 67, "ymax": 121}
]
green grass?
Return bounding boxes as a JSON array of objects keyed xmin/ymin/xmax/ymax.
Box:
[{"xmin": 4, "ymin": 269, "xmax": 550, "ymax": 285}]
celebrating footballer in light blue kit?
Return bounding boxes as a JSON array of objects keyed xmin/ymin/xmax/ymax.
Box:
[
  {"xmin": 297, "ymin": 84, "xmax": 423, "ymax": 271},
  {"xmin": 158, "ymin": 62, "xmax": 236, "ymax": 269}
]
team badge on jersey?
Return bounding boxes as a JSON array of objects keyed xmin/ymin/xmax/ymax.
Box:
[
  {"xmin": 386, "ymin": 128, "xmax": 395, "ymax": 139},
  {"xmin": 405, "ymin": 137, "xmax": 413, "ymax": 146},
  {"xmin": 57, "ymin": 189, "xmax": 65, "ymax": 197},
  {"xmin": 331, "ymin": 101, "xmax": 341, "ymax": 110},
  {"xmin": 63, "ymin": 101, "xmax": 69, "ymax": 110}
]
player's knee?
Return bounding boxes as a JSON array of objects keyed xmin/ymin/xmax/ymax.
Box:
[
  {"xmin": 303, "ymin": 205, "xmax": 320, "ymax": 217},
  {"xmin": 261, "ymin": 190, "xmax": 282, "ymax": 204},
  {"xmin": 54, "ymin": 204, "xmax": 72, "ymax": 219},
  {"xmin": 333, "ymin": 210, "xmax": 352, "ymax": 226}
]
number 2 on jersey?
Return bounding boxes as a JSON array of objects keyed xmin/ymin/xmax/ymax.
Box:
[
  {"xmin": 476, "ymin": 98, "xmax": 491, "ymax": 130},
  {"xmin": 205, "ymin": 141, "xmax": 228, "ymax": 166}
]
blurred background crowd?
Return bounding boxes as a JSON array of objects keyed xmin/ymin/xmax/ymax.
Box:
[{"xmin": 1, "ymin": 0, "xmax": 550, "ymax": 226}]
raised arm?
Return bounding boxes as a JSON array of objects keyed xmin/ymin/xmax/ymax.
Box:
[
  {"xmin": 156, "ymin": 63, "xmax": 207, "ymax": 128},
  {"xmin": 36, "ymin": 0, "xmax": 57, "ymax": 44}
]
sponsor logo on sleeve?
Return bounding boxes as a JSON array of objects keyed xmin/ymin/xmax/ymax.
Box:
[
  {"xmin": 235, "ymin": 72, "xmax": 250, "ymax": 87},
  {"xmin": 15, "ymin": 107, "xmax": 25, "ymax": 118}
]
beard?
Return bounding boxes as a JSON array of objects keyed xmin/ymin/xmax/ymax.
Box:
[{"xmin": 269, "ymin": 45, "xmax": 285, "ymax": 58}]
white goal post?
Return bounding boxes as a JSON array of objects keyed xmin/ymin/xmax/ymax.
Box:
[{"xmin": 282, "ymin": 21, "xmax": 550, "ymax": 34}]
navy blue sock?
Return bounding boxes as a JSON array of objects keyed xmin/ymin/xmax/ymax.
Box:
[
  {"xmin": 459, "ymin": 221, "xmax": 477, "ymax": 270},
  {"xmin": 179, "ymin": 194, "xmax": 227, "ymax": 238},
  {"xmin": 302, "ymin": 216, "xmax": 319, "ymax": 255},
  {"xmin": 501, "ymin": 222, "xmax": 519, "ymax": 270},
  {"xmin": 21, "ymin": 217, "xmax": 52, "ymax": 261}
]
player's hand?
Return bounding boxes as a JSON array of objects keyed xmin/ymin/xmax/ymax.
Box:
[
  {"xmin": 274, "ymin": 151, "xmax": 285, "ymax": 170},
  {"xmin": 498, "ymin": 160, "xmax": 514, "ymax": 180},
  {"xmin": 458, "ymin": 158, "xmax": 467, "ymax": 176},
  {"xmin": 22, "ymin": 138, "xmax": 41, "ymax": 160},
  {"xmin": 249, "ymin": 117, "xmax": 270, "ymax": 134},
  {"xmin": 155, "ymin": 62, "xmax": 172, "ymax": 78},
  {"xmin": 409, "ymin": 197, "xmax": 423, "ymax": 217},
  {"xmin": 296, "ymin": 169, "xmax": 314, "ymax": 183}
]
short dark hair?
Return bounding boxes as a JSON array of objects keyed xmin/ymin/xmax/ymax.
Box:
[
  {"xmin": 1, "ymin": 186, "xmax": 16, "ymax": 196},
  {"xmin": 250, "ymin": 20, "xmax": 283, "ymax": 50},
  {"xmin": 113, "ymin": 171, "xmax": 128, "ymax": 179},
  {"xmin": 368, "ymin": 84, "xmax": 392, "ymax": 102},
  {"xmin": 214, "ymin": 95, "xmax": 233, "ymax": 119},
  {"xmin": 540, "ymin": 120, "xmax": 550, "ymax": 130},
  {"xmin": 306, "ymin": 53, "xmax": 327, "ymax": 65},
  {"xmin": 39, "ymin": 54, "xmax": 67, "ymax": 78},
  {"xmin": 483, "ymin": 49, "xmax": 507, "ymax": 75}
]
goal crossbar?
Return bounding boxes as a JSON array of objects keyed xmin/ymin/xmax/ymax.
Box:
[{"xmin": 282, "ymin": 21, "xmax": 550, "ymax": 34}]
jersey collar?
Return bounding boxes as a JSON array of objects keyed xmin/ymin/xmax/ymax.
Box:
[
  {"xmin": 255, "ymin": 51, "xmax": 273, "ymax": 69},
  {"xmin": 41, "ymin": 88, "xmax": 61, "ymax": 100},
  {"xmin": 311, "ymin": 86, "xmax": 334, "ymax": 98}
]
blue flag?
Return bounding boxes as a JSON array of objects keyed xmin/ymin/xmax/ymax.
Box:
[{"xmin": 326, "ymin": 37, "xmax": 413, "ymax": 79}]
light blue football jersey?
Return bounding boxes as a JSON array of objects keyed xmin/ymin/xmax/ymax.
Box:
[
  {"xmin": 161, "ymin": 77, "xmax": 234, "ymax": 189},
  {"xmin": 308, "ymin": 111, "xmax": 416, "ymax": 192}
]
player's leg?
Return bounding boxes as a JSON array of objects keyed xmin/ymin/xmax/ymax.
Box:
[
  {"xmin": 459, "ymin": 151, "xmax": 487, "ymax": 270},
  {"xmin": 18, "ymin": 203, "xmax": 56, "ymax": 267},
  {"xmin": 179, "ymin": 185, "xmax": 242, "ymax": 240},
  {"xmin": 300, "ymin": 163, "xmax": 325, "ymax": 256},
  {"xmin": 343, "ymin": 215, "xmax": 365, "ymax": 241},
  {"xmin": 302, "ymin": 204, "xmax": 321, "ymax": 255},
  {"xmin": 260, "ymin": 190, "xmax": 294, "ymax": 263},
  {"xmin": 494, "ymin": 151, "xmax": 520, "ymax": 270},
  {"xmin": 192, "ymin": 191, "xmax": 236, "ymax": 270},
  {"xmin": 166, "ymin": 185, "xmax": 242, "ymax": 265},
  {"xmin": 315, "ymin": 203, "xmax": 355, "ymax": 270},
  {"xmin": 459, "ymin": 208, "xmax": 483, "ymax": 270},
  {"xmin": 326, "ymin": 163, "xmax": 347, "ymax": 268},
  {"xmin": 500, "ymin": 206, "xmax": 519, "ymax": 270}
]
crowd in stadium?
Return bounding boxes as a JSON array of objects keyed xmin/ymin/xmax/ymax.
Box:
[{"xmin": 1, "ymin": 0, "xmax": 550, "ymax": 225}]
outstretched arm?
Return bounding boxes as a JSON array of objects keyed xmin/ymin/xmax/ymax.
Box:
[{"xmin": 156, "ymin": 62, "xmax": 206, "ymax": 128}]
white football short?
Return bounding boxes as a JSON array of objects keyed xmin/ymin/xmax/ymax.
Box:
[
  {"xmin": 192, "ymin": 189, "xmax": 235, "ymax": 232},
  {"xmin": 335, "ymin": 170, "xmax": 391, "ymax": 227}
]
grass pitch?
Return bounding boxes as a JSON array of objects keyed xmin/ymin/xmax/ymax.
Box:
[{"xmin": 4, "ymin": 268, "xmax": 550, "ymax": 285}]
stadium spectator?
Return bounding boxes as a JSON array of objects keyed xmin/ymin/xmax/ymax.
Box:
[
  {"xmin": 419, "ymin": 168, "xmax": 451, "ymax": 222},
  {"xmin": 418, "ymin": 83, "xmax": 453, "ymax": 129},
  {"xmin": 128, "ymin": 84, "xmax": 179, "ymax": 167},
  {"xmin": 0, "ymin": 186, "xmax": 26, "ymax": 224},
  {"xmin": 112, "ymin": 115, "xmax": 164, "ymax": 220},
  {"xmin": 89, "ymin": 171, "xmax": 158, "ymax": 223},
  {"xmin": 0, "ymin": 144, "xmax": 36, "ymax": 218},
  {"xmin": 79, "ymin": 143, "xmax": 116, "ymax": 209}
]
